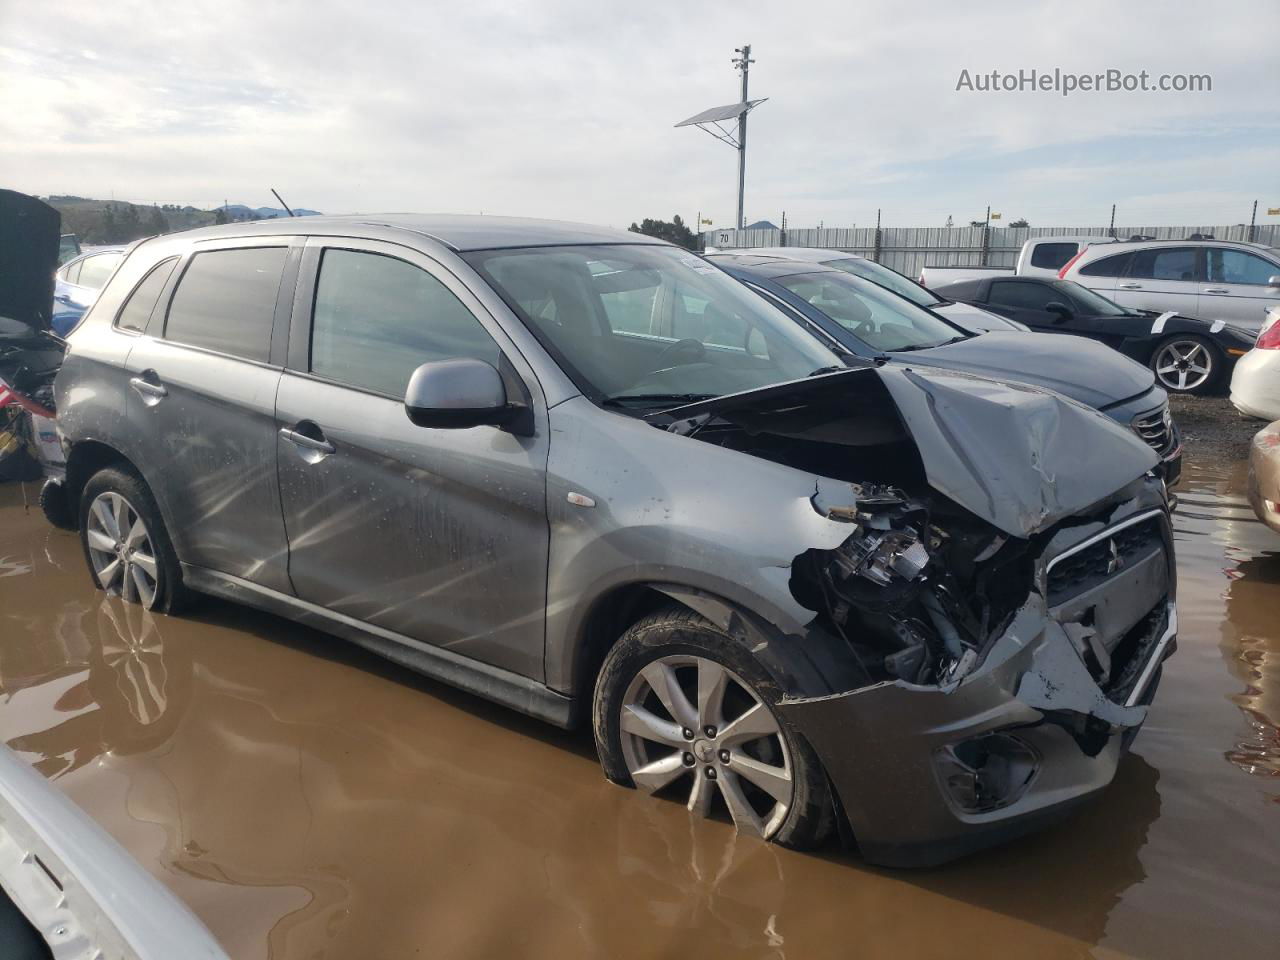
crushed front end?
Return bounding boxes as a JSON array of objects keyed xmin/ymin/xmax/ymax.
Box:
[
  {"xmin": 656, "ymin": 365, "xmax": 1177, "ymax": 867},
  {"xmin": 780, "ymin": 478, "xmax": 1176, "ymax": 867}
]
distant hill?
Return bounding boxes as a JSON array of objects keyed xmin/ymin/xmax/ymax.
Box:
[
  {"xmin": 744, "ymin": 219, "xmax": 779, "ymax": 230},
  {"xmin": 44, "ymin": 196, "xmax": 323, "ymax": 244},
  {"xmin": 219, "ymin": 204, "xmax": 322, "ymax": 219}
]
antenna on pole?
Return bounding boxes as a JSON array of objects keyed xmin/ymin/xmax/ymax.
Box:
[{"xmin": 675, "ymin": 44, "xmax": 764, "ymax": 231}]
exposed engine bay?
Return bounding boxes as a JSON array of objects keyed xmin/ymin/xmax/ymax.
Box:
[
  {"xmin": 649, "ymin": 363, "xmax": 1166, "ymax": 695},
  {"xmin": 796, "ymin": 481, "xmax": 1033, "ymax": 687}
]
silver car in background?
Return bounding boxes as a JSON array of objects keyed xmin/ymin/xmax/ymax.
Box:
[
  {"xmin": 1062, "ymin": 238, "xmax": 1280, "ymax": 331},
  {"xmin": 50, "ymin": 215, "xmax": 1176, "ymax": 866}
]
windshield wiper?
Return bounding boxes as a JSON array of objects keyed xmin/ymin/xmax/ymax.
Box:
[
  {"xmin": 602, "ymin": 392, "xmax": 717, "ymax": 409},
  {"xmin": 893, "ymin": 335, "xmax": 968, "ymax": 353}
]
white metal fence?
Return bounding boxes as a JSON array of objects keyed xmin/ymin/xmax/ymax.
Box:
[{"xmin": 701, "ymin": 224, "xmax": 1280, "ymax": 279}]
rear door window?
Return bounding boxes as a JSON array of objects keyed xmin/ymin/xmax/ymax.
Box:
[
  {"xmin": 115, "ymin": 257, "xmax": 178, "ymax": 333},
  {"xmin": 1079, "ymin": 252, "xmax": 1133, "ymax": 277},
  {"xmin": 1129, "ymin": 247, "xmax": 1201, "ymax": 282},
  {"xmin": 310, "ymin": 248, "xmax": 500, "ymax": 397},
  {"xmin": 1029, "ymin": 242, "xmax": 1078, "ymax": 270},
  {"xmin": 165, "ymin": 247, "xmax": 288, "ymax": 362}
]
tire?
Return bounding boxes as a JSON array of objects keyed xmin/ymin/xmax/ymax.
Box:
[
  {"xmin": 78, "ymin": 466, "xmax": 190, "ymax": 614},
  {"xmin": 1149, "ymin": 334, "xmax": 1223, "ymax": 395},
  {"xmin": 592, "ymin": 605, "xmax": 835, "ymax": 850},
  {"xmin": 40, "ymin": 477, "xmax": 77, "ymax": 530}
]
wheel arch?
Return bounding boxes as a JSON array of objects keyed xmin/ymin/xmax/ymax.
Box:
[
  {"xmin": 567, "ymin": 580, "xmax": 855, "ymax": 726},
  {"xmin": 64, "ymin": 440, "xmax": 139, "ymax": 530}
]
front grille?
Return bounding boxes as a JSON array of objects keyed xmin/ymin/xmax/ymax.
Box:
[
  {"xmin": 1104, "ymin": 604, "xmax": 1169, "ymax": 704},
  {"xmin": 1046, "ymin": 516, "xmax": 1165, "ymax": 607},
  {"xmin": 1131, "ymin": 407, "xmax": 1172, "ymax": 456}
]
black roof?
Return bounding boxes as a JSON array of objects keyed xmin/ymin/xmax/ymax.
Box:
[{"xmin": 706, "ymin": 255, "xmax": 846, "ymax": 281}]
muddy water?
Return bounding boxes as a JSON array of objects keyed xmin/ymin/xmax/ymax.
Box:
[{"xmin": 0, "ymin": 460, "xmax": 1277, "ymax": 960}]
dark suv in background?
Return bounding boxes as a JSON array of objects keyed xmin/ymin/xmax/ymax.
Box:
[{"xmin": 49, "ymin": 215, "xmax": 1177, "ymax": 866}]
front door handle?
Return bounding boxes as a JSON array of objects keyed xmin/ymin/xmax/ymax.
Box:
[
  {"xmin": 129, "ymin": 373, "xmax": 167, "ymax": 405},
  {"xmin": 1118, "ymin": 283, "xmax": 1142, "ymax": 290},
  {"xmin": 279, "ymin": 426, "xmax": 335, "ymax": 455},
  {"xmin": 1203, "ymin": 287, "xmax": 1229, "ymax": 294}
]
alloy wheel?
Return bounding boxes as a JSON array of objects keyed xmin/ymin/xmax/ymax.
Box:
[
  {"xmin": 619, "ymin": 655, "xmax": 793, "ymax": 838},
  {"xmin": 85, "ymin": 492, "xmax": 159, "ymax": 608},
  {"xmin": 1154, "ymin": 339, "xmax": 1213, "ymax": 392}
]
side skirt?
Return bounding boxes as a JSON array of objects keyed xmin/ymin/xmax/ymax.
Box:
[{"xmin": 181, "ymin": 564, "xmax": 574, "ymax": 728}]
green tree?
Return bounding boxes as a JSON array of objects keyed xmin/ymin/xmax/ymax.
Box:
[
  {"xmin": 214, "ymin": 207, "xmax": 228, "ymax": 225},
  {"xmin": 1008, "ymin": 218, "xmax": 1029, "ymax": 228},
  {"xmin": 146, "ymin": 204, "xmax": 169, "ymax": 235},
  {"xmin": 628, "ymin": 214, "xmax": 697, "ymax": 250}
]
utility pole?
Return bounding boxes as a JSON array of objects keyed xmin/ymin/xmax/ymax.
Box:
[
  {"xmin": 874, "ymin": 208, "xmax": 882, "ymax": 263},
  {"xmin": 981, "ymin": 205, "xmax": 991, "ymax": 265},
  {"xmin": 1108, "ymin": 204, "xmax": 1116, "ymax": 239},
  {"xmin": 732, "ymin": 44, "xmax": 754, "ymax": 230},
  {"xmin": 1249, "ymin": 199, "xmax": 1258, "ymax": 242}
]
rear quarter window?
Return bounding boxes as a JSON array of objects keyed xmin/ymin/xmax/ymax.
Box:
[
  {"xmin": 1079, "ymin": 252, "xmax": 1133, "ymax": 278},
  {"xmin": 164, "ymin": 247, "xmax": 288, "ymax": 362},
  {"xmin": 115, "ymin": 257, "xmax": 179, "ymax": 333}
]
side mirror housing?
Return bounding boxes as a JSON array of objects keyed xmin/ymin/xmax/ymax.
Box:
[
  {"xmin": 1267, "ymin": 275, "xmax": 1280, "ymax": 288},
  {"xmin": 404, "ymin": 359, "xmax": 514, "ymax": 429},
  {"xmin": 1044, "ymin": 301, "xmax": 1072, "ymax": 321}
]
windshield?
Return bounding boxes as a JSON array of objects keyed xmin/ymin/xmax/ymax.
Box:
[
  {"xmin": 465, "ymin": 245, "xmax": 842, "ymax": 405},
  {"xmin": 822, "ymin": 257, "xmax": 943, "ymax": 307},
  {"xmin": 774, "ymin": 271, "xmax": 964, "ymax": 352},
  {"xmin": 1055, "ymin": 279, "xmax": 1128, "ymax": 316}
]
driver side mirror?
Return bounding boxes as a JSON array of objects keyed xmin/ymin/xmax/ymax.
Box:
[
  {"xmin": 404, "ymin": 359, "xmax": 516, "ymax": 430},
  {"xmin": 1268, "ymin": 275, "xmax": 1280, "ymax": 288},
  {"xmin": 1044, "ymin": 301, "xmax": 1073, "ymax": 322}
]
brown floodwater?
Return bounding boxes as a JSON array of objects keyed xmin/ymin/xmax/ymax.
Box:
[{"xmin": 1, "ymin": 458, "xmax": 1277, "ymax": 960}]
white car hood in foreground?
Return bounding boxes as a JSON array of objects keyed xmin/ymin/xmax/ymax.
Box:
[{"xmin": 0, "ymin": 744, "xmax": 228, "ymax": 960}]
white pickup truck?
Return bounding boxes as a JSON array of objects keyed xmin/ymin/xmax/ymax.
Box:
[{"xmin": 920, "ymin": 235, "xmax": 1112, "ymax": 287}]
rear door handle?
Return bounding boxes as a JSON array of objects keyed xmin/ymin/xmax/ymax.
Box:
[
  {"xmin": 129, "ymin": 374, "xmax": 167, "ymax": 402},
  {"xmin": 279, "ymin": 426, "xmax": 335, "ymax": 455},
  {"xmin": 1118, "ymin": 283, "xmax": 1142, "ymax": 290},
  {"xmin": 1204, "ymin": 287, "xmax": 1229, "ymax": 294}
]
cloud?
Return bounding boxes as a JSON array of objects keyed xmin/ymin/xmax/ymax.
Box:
[{"xmin": 0, "ymin": 0, "xmax": 1277, "ymax": 227}]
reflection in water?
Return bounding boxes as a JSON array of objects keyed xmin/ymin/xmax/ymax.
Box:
[
  {"xmin": 1223, "ymin": 553, "xmax": 1280, "ymax": 784},
  {"xmin": 1, "ymin": 460, "xmax": 1278, "ymax": 959}
]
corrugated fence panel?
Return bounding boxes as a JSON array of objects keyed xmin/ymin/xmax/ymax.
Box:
[{"xmin": 703, "ymin": 223, "xmax": 1280, "ymax": 280}]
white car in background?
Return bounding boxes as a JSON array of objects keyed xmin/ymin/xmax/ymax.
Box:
[
  {"xmin": 919, "ymin": 235, "xmax": 1112, "ymax": 287},
  {"xmin": 715, "ymin": 247, "xmax": 1028, "ymax": 333},
  {"xmin": 1231, "ymin": 307, "xmax": 1280, "ymax": 421},
  {"xmin": 1061, "ymin": 239, "xmax": 1280, "ymax": 332}
]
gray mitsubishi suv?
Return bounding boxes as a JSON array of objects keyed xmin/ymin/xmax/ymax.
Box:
[{"xmin": 50, "ymin": 215, "xmax": 1177, "ymax": 866}]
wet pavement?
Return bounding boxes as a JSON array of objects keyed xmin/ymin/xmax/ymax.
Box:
[{"xmin": 0, "ymin": 458, "xmax": 1277, "ymax": 960}]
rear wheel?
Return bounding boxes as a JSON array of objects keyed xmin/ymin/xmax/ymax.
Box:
[
  {"xmin": 593, "ymin": 606, "xmax": 835, "ymax": 849},
  {"xmin": 1150, "ymin": 334, "xmax": 1222, "ymax": 394},
  {"xmin": 78, "ymin": 467, "xmax": 189, "ymax": 613}
]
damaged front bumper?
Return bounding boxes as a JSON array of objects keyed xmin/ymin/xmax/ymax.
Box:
[{"xmin": 777, "ymin": 504, "xmax": 1177, "ymax": 868}]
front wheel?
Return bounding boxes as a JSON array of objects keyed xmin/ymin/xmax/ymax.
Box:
[
  {"xmin": 592, "ymin": 606, "xmax": 835, "ymax": 849},
  {"xmin": 1150, "ymin": 334, "xmax": 1223, "ymax": 395}
]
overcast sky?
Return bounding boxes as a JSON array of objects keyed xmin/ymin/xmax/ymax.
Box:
[{"xmin": 2, "ymin": 0, "xmax": 1277, "ymax": 230}]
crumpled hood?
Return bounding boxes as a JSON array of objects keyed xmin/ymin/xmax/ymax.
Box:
[
  {"xmin": 658, "ymin": 364, "xmax": 1158, "ymax": 538},
  {"xmin": 899, "ymin": 330, "xmax": 1156, "ymax": 411},
  {"xmin": 0, "ymin": 190, "xmax": 60, "ymax": 335}
]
